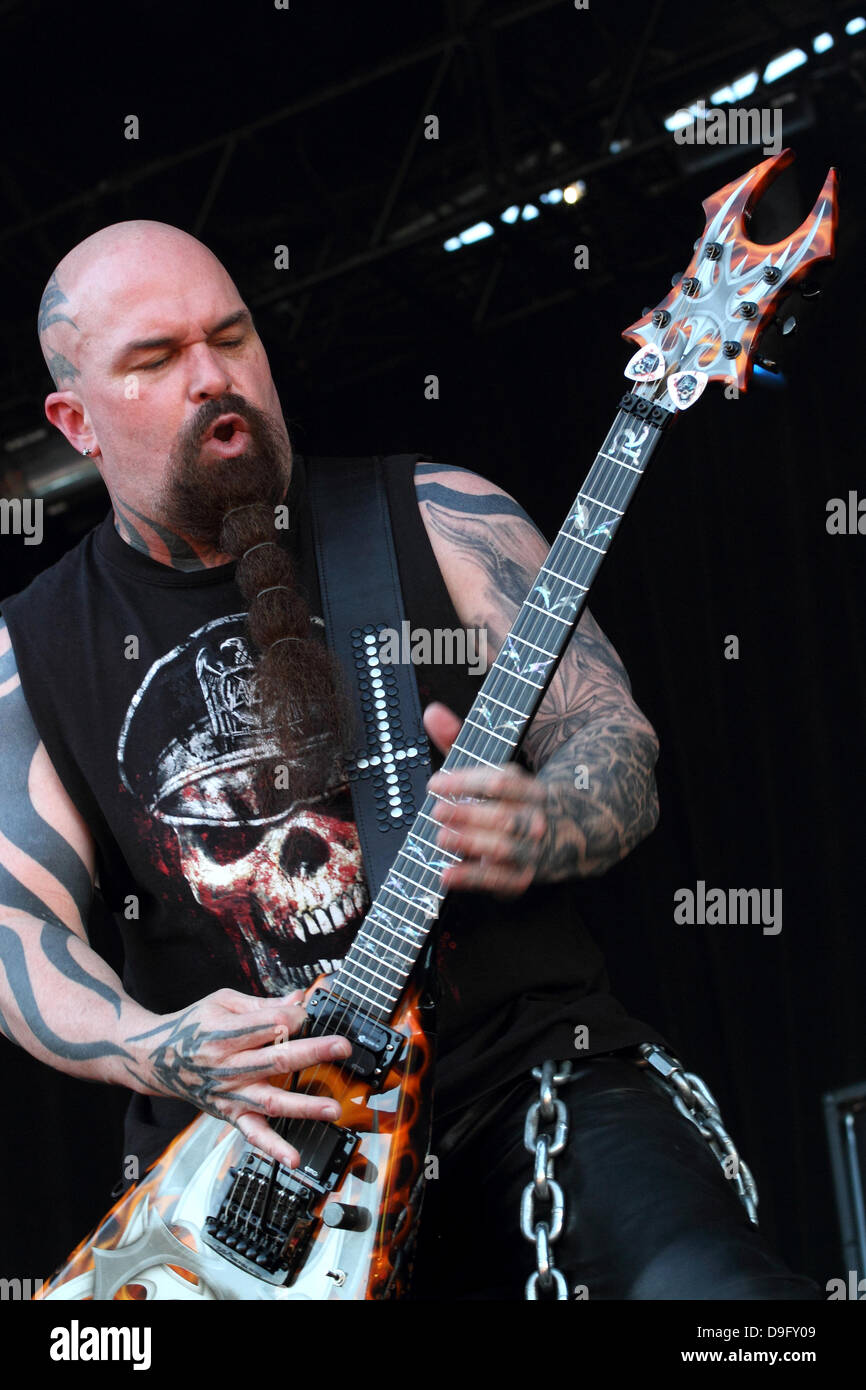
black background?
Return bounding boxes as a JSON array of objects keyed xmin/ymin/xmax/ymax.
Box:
[{"xmin": 0, "ymin": 0, "xmax": 864, "ymax": 1294}]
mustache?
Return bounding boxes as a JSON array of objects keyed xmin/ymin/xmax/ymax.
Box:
[{"xmin": 156, "ymin": 392, "xmax": 291, "ymax": 546}]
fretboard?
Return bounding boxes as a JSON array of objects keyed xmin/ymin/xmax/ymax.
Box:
[{"xmin": 331, "ymin": 391, "xmax": 674, "ymax": 1020}]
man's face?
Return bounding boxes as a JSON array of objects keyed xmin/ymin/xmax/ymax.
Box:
[{"xmin": 69, "ymin": 241, "xmax": 291, "ymax": 520}]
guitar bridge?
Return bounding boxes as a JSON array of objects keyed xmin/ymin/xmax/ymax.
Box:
[{"xmin": 203, "ymin": 1123, "xmax": 358, "ymax": 1284}]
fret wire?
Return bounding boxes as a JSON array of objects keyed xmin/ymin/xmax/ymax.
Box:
[
  {"xmin": 598, "ymin": 450, "xmax": 642, "ymax": 473},
  {"xmin": 343, "ymin": 974, "xmax": 392, "ymax": 1001},
  {"xmin": 347, "ymin": 945, "xmax": 411, "ymax": 978},
  {"xmin": 354, "ymin": 917, "xmax": 418, "ymax": 959},
  {"xmin": 502, "ymin": 632, "xmax": 559, "ymax": 658},
  {"xmin": 369, "ymin": 902, "xmax": 428, "ymax": 934},
  {"xmin": 539, "ymin": 564, "xmax": 588, "ymax": 589},
  {"xmin": 405, "ymin": 827, "xmax": 461, "ymax": 861},
  {"xmin": 385, "ymin": 866, "xmax": 446, "ymax": 900},
  {"xmin": 342, "ymin": 952, "xmax": 410, "ymax": 991},
  {"xmin": 328, "ymin": 980, "xmax": 388, "ymax": 1014},
  {"xmin": 351, "ymin": 935, "xmax": 413, "ymax": 973},
  {"xmin": 578, "ymin": 491, "xmax": 623, "ymax": 515},
  {"xmin": 463, "ymin": 716, "xmax": 515, "ymax": 744}
]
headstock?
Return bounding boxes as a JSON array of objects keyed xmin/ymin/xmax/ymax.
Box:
[{"xmin": 622, "ymin": 149, "xmax": 838, "ymax": 410}]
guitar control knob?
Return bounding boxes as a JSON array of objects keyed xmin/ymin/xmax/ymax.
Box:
[{"xmin": 322, "ymin": 1202, "xmax": 370, "ymax": 1231}]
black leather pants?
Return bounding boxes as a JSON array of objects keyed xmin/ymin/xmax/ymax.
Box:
[{"xmin": 409, "ymin": 1051, "xmax": 822, "ymax": 1301}]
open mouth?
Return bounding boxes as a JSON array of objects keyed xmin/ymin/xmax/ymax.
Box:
[{"xmin": 202, "ymin": 411, "xmax": 246, "ymax": 439}]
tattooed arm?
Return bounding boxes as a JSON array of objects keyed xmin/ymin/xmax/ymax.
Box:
[
  {"xmin": 0, "ymin": 620, "xmax": 349, "ymax": 1165},
  {"xmin": 415, "ymin": 463, "xmax": 660, "ymax": 890}
]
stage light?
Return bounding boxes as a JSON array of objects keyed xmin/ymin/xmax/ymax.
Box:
[
  {"xmin": 763, "ymin": 48, "xmax": 808, "ymax": 82},
  {"xmin": 665, "ymin": 107, "xmax": 697, "ymax": 131},
  {"xmin": 521, "ymin": 204, "xmax": 540, "ymax": 220},
  {"xmin": 812, "ymin": 32, "xmax": 834, "ymax": 52},
  {"xmin": 845, "ymin": 16, "xmax": 865, "ymax": 34},
  {"xmin": 562, "ymin": 181, "xmax": 586, "ymax": 204},
  {"xmin": 500, "ymin": 205, "xmax": 520, "ymax": 222},
  {"xmin": 458, "ymin": 221, "xmax": 495, "ymax": 245}
]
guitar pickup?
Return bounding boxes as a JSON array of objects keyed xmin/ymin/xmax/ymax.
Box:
[{"xmin": 305, "ymin": 989, "xmax": 406, "ymax": 1091}]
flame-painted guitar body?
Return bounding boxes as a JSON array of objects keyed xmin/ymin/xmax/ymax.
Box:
[{"xmin": 37, "ymin": 977, "xmax": 434, "ymax": 1301}]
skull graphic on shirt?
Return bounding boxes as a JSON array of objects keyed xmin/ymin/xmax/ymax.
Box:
[
  {"xmin": 173, "ymin": 796, "xmax": 370, "ymax": 992},
  {"xmin": 118, "ymin": 616, "xmax": 370, "ymax": 994}
]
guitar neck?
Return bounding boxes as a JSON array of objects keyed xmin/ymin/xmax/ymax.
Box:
[{"xmin": 332, "ymin": 390, "xmax": 675, "ymax": 1020}]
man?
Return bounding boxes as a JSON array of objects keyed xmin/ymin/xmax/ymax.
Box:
[{"xmin": 0, "ymin": 221, "xmax": 819, "ymax": 1300}]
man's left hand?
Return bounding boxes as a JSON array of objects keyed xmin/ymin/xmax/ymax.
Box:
[{"xmin": 424, "ymin": 701, "xmax": 550, "ymax": 899}]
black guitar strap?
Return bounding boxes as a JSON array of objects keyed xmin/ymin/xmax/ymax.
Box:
[{"xmin": 307, "ymin": 455, "xmax": 434, "ymax": 903}]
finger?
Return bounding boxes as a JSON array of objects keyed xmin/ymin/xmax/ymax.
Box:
[
  {"xmin": 435, "ymin": 822, "xmax": 538, "ymax": 866},
  {"xmin": 422, "ymin": 702, "xmax": 463, "ymax": 758},
  {"xmin": 240, "ymin": 1080, "xmax": 344, "ymax": 1126},
  {"xmin": 235, "ymin": 1112, "xmax": 300, "ymax": 1170},
  {"xmin": 442, "ymin": 858, "xmax": 535, "ymax": 897},
  {"xmin": 218, "ymin": 988, "xmax": 309, "ymax": 1016},
  {"xmin": 433, "ymin": 799, "xmax": 548, "ymax": 839},
  {"xmin": 214, "ymin": 1004, "xmax": 309, "ymax": 1052},
  {"xmin": 233, "ymin": 1031, "xmax": 352, "ymax": 1078},
  {"xmin": 428, "ymin": 766, "xmax": 547, "ymax": 804}
]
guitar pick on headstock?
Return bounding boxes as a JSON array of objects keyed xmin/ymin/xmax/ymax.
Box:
[
  {"xmin": 667, "ymin": 371, "xmax": 708, "ymax": 411},
  {"xmin": 624, "ymin": 344, "xmax": 667, "ymax": 382}
]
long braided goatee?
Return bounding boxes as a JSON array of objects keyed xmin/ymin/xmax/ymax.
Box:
[{"xmin": 219, "ymin": 501, "xmax": 354, "ymax": 809}]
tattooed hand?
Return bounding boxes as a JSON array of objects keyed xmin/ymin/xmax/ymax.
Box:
[
  {"xmin": 425, "ymin": 700, "xmax": 659, "ymax": 892},
  {"xmin": 426, "ymin": 704, "xmax": 550, "ymax": 898},
  {"xmin": 125, "ymin": 988, "xmax": 352, "ymax": 1169}
]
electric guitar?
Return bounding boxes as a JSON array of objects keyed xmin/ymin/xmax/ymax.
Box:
[{"xmin": 38, "ymin": 148, "xmax": 837, "ymax": 1301}]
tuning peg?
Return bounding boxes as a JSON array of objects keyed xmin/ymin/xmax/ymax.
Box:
[
  {"xmin": 642, "ymin": 306, "xmax": 653, "ymax": 317},
  {"xmin": 670, "ymin": 272, "xmax": 683, "ymax": 288},
  {"xmin": 756, "ymin": 356, "xmax": 780, "ymax": 374},
  {"xmin": 774, "ymin": 315, "xmax": 798, "ymax": 336}
]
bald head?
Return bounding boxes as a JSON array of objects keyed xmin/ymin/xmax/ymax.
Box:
[
  {"xmin": 37, "ymin": 220, "xmax": 237, "ymax": 390},
  {"xmin": 37, "ymin": 218, "xmax": 290, "ymax": 546}
]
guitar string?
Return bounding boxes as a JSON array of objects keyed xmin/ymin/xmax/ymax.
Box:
[{"xmin": 232, "ymin": 396, "xmax": 662, "ymax": 1234}]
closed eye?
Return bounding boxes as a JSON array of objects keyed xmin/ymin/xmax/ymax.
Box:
[{"xmin": 136, "ymin": 338, "xmax": 244, "ymax": 372}]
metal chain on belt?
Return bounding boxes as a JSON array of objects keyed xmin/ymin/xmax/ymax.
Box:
[
  {"xmin": 637, "ymin": 1042, "xmax": 760, "ymax": 1226},
  {"xmin": 521, "ymin": 1058, "xmax": 573, "ymax": 1300},
  {"xmin": 520, "ymin": 1046, "xmax": 760, "ymax": 1300}
]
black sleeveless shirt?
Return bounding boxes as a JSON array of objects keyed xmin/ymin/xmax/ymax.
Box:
[{"xmin": 2, "ymin": 452, "xmax": 666, "ymax": 1163}]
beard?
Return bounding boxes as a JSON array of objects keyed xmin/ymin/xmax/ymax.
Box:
[{"xmin": 156, "ymin": 391, "xmax": 353, "ymax": 808}]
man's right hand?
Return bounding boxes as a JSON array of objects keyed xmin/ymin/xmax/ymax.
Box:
[{"xmin": 127, "ymin": 987, "xmax": 353, "ymax": 1169}]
